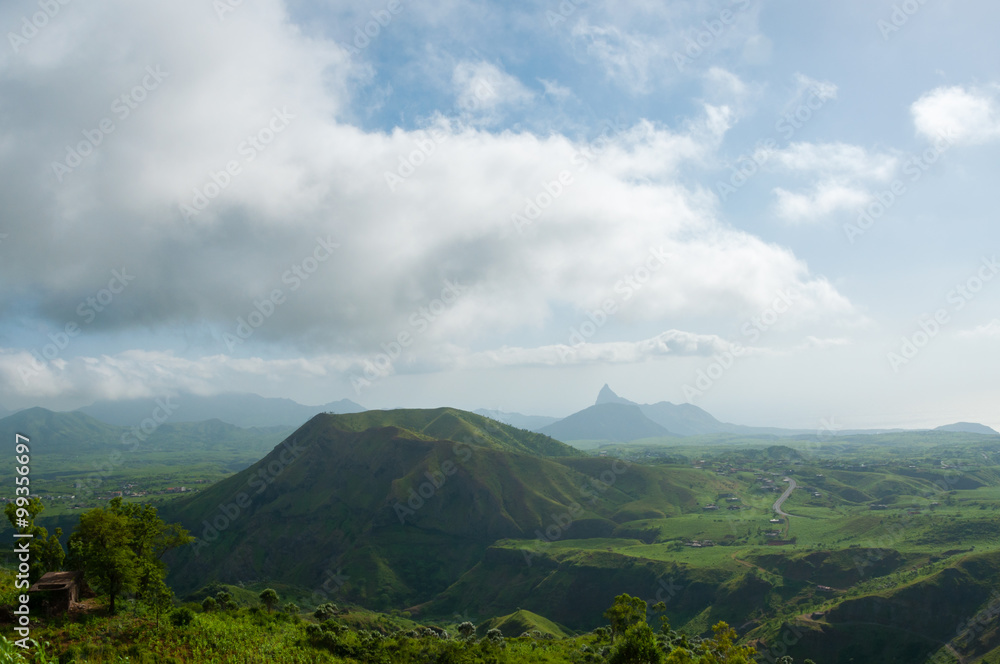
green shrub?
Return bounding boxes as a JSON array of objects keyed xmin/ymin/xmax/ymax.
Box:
[{"xmin": 169, "ymin": 607, "xmax": 195, "ymax": 627}]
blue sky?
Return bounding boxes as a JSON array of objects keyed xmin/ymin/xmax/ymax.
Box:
[{"xmin": 1, "ymin": 0, "xmax": 998, "ymax": 430}]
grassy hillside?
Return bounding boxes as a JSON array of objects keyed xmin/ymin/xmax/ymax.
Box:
[
  {"xmin": 161, "ymin": 410, "xmax": 727, "ymax": 613},
  {"xmin": 478, "ymin": 609, "xmax": 571, "ymax": 638},
  {"xmin": 323, "ymin": 407, "xmax": 581, "ymax": 457},
  {"xmin": 758, "ymin": 551, "xmax": 1000, "ymax": 663}
]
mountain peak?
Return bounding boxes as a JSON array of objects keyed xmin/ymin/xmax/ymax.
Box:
[{"xmin": 595, "ymin": 384, "xmax": 637, "ymax": 406}]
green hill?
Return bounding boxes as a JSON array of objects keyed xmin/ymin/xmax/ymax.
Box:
[
  {"xmin": 161, "ymin": 408, "xmax": 719, "ymax": 613},
  {"xmin": 478, "ymin": 609, "xmax": 572, "ymax": 638},
  {"xmin": 323, "ymin": 407, "xmax": 581, "ymax": 457},
  {"xmin": 766, "ymin": 551, "xmax": 1000, "ymax": 663},
  {"xmin": 0, "ymin": 407, "xmax": 122, "ymax": 454}
]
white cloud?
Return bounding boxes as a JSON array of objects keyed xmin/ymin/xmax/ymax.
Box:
[
  {"xmin": 772, "ymin": 183, "xmax": 871, "ymax": 223},
  {"xmin": 462, "ymin": 330, "xmax": 735, "ymax": 369},
  {"xmin": 452, "ymin": 60, "xmax": 534, "ymax": 123},
  {"xmin": 784, "ymin": 73, "xmax": 838, "ymax": 113},
  {"xmin": 769, "ymin": 143, "xmax": 897, "ymax": 180},
  {"xmin": 957, "ymin": 319, "xmax": 1000, "ymax": 339},
  {"xmin": 538, "ymin": 78, "xmax": 573, "ymax": 101},
  {"xmin": 0, "ymin": 0, "xmax": 863, "ymax": 407},
  {"xmin": 570, "ymin": 21, "xmax": 664, "ymax": 94},
  {"xmin": 912, "ymin": 85, "xmax": 1000, "ymax": 145},
  {"xmin": 767, "ymin": 143, "xmax": 898, "ymax": 222}
]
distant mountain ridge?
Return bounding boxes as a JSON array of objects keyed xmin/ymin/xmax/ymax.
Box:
[
  {"xmin": 935, "ymin": 421, "xmax": 999, "ymax": 435},
  {"xmin": 538, "ymin": 402, "xmax": 675, "ymax": 441},
  {"xmin": 0, "ymin": 407, "xmax": 294, "ymax": 479},
  {"xmin": 535, "ymin": 385, "xmax": 999, "ymax": 442},
  {"xmin": 78, "ymin": 392, "xmax": 364, "ymax": 428},
  {"xmin": 472, "ymin": 408, "xmax": 560, "ymax": 431}
]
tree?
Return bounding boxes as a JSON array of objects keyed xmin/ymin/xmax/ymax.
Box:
[
  {"xmin": 609, "ymin": 622, "xmax": 664, "ymax": 664},
  {"xmin": 604, "ymin": 594, "xmax": 649, "ymax": 642},
  {"xmin": 145, "ymin": 575, "xmax": 174, "ymax": 628},
  {"xmin": 5, "ymin": 498, "xmax": 65, "ymax": 583},
  {"xmin": 314, "ymin": 602, "xmax": 338, "ymax": 620},
  {"xmin": 202, "ymin": 597, "xmax": 218, "ymax": 613},
  {"xmin": 67, "ymin": 497, "xmax": 192, "ymax": 614},
  {"xmin": 697, "ymin": 621, "xmax": 756, "ymax": 663},
  {"xmin": 457, "ymin": 621, "xmax": 476, "ymax": 640},
  {"xmin": 216, "ymin": 590, "xmax": 234, "ymax": 611},
  {"xmin": 259, "ymin": 588, "xmax": 279, "ymax": 613}
]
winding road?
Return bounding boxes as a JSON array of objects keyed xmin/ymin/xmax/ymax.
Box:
[
  {"xmin": 772, "ymin": 477, "xmax": 797, "ymax": 537},
  {"xmin": 772, "ymin": 477, "xmax": 797, "ymax": 517}
]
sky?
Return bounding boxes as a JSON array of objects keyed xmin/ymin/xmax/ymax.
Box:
[{"xmin": 1, "ymin": 0, "xmax": 998, "ymax": 431}]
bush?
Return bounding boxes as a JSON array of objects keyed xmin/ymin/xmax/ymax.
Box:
[
  {"xmin": 608, "ymin": 623, "xmax": 663, "ymax": 664},
  {"xmin": 314, "ymin": 602, "xmax": 339, "ymax": 620},
  {"xmin": 169, "ymin": 607, "xmax": 195, "ymax": 627}
]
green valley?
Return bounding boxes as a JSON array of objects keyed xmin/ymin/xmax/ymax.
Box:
[{"xmin": 4, "ymin": 406, "xmax": 1000, "ymax": 663}]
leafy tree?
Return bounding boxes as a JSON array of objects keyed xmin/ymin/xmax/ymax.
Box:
[
  {"xmin": 215, "ymin": 590, "xmax": 234, "ymax": 610},
  {"xmin": 259, "ymin": 588, "xmax": 279, "ymax": 613},
  {"xmin": 457, "ymin": 621, "xmax": 475, "ymax": 639},
  {"xmin": 609, "ymin": 622, "xmax": 664, "ymax": 664},
  {"xmin": 4, "ymin": 498, "xmax": 64, "ymax": 583},
  {"xmin": 314, "ymin": 602, "xmax": 338, "ymax": 620},
  {"xmin": 283, "ymin": 602, "xmax": 300, "ymax": 615},
  {"xmin": 604, "ymin": 593, "xmax": 649, "ymax": 642},
  {"xmin": 698, "ymin": 622, "xmax": 757, "ymax": 663},
  {"xmin": 67, "ymin": 497, "xmax": 192, "ymax": 614},
  {"xmin": 202, "ymin": 597, "xmax": 218, "ymax": 613}
]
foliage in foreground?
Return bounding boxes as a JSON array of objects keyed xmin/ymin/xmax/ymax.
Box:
[{"xmin": 0, "ymin": 593, "xmax": 826, "ymax": 664}]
